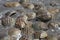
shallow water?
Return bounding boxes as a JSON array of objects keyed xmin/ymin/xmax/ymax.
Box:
[{"xmin": 0, "ymin": 0, "xmax": 60, "ymax": 39}]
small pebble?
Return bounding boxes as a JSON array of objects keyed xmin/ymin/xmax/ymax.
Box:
[
  {"xmin": 1, "ymin": 16, "xmax": 15, "ymax": 26},
  {"xmin": 22, "ymin": 3, "xmax": 34, "ymax": 9},
  {"xmin": 39, "ymin": 22, "xmax": 48, "ymax": 30},
  {"xmin": 8, "ymin": 28, "xmax": 22, "ymax": 40},
  {"xmin": 26, "ymin": 12, "xmax": 36, "ymax": 20},
  {"xmin": 48, "ymin": 22, "xmax": 59, "ymax": 29},
  {"xmin": 27, "ymin": 3, "xmax": 34, "ymax": 9},
  {"xmin": 48, "ymin": 8, "xmax": 59, "ymax": 14},
  {"xmin": 15, "ymin": 15, "xmax": 28, "ymax": 29},
  {"xmin": 36, "ymin": 9, "xmax": 52, "ymax": 22},
  {"xmin": 4, "ymin": 2, "xmax": 20, "ymax": 7},
  {"xmin": 40, "ymin": 31, "xmax": 48, "ymax": 38}
]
